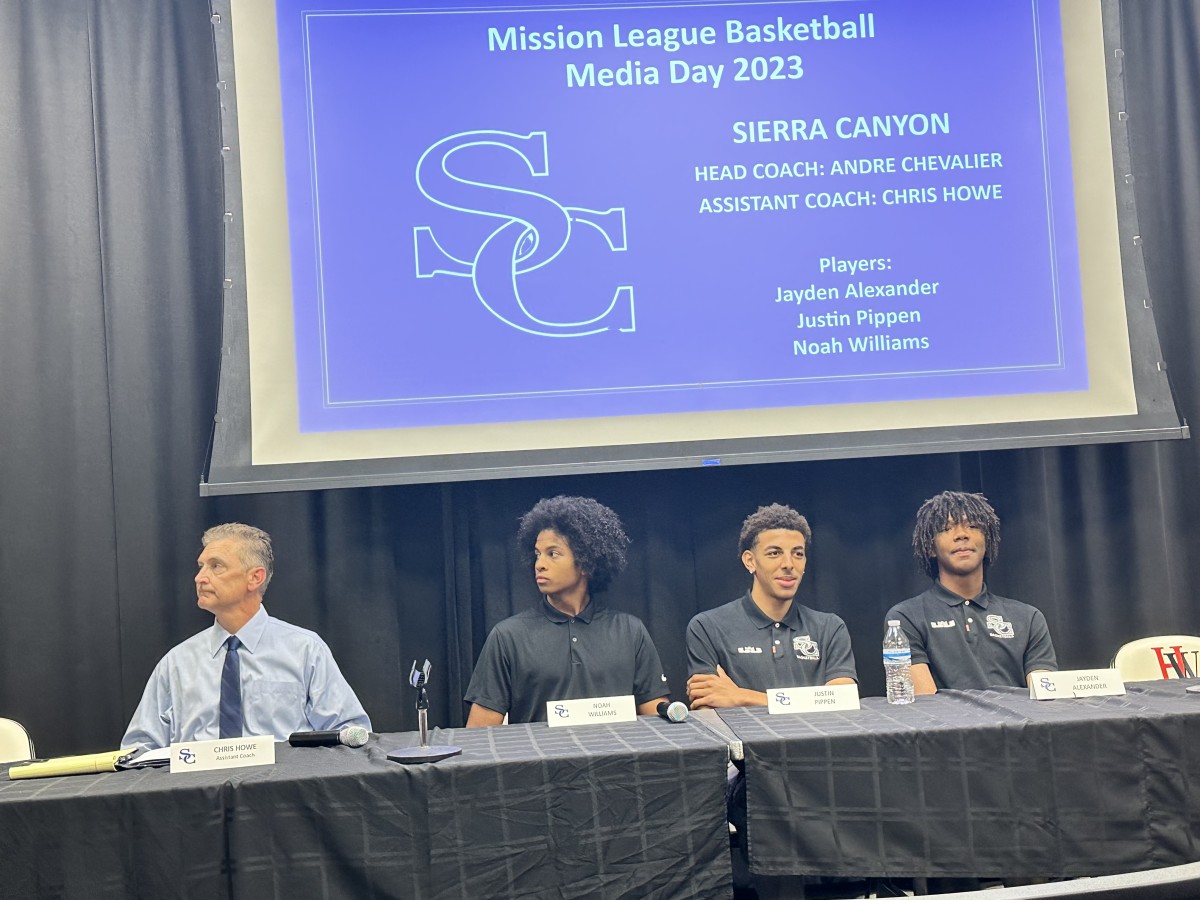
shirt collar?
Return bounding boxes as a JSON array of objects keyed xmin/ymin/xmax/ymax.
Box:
[
  {"xmin": 209, "ymin": 604, "xmax": 270, "ymax": 657},
  {"xmin": 538, "ymin": 597, "xmax": 599, "ymax": 624},
  {"xmin": 931, "ymin": 581, "xmax": 991, "ymax": 609},
  {"xmin": 739, "ymin": 591, "xmax": 804, "ymax": 631}
]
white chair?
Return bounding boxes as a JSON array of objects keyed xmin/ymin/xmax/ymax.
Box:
[
  {"xmin": 1111, "ymin": 635, "xmax": 1200, "ymax": 681},
  {"xmin": 0, "ymin": 717, "xmax": 35, "ymax": 763}
]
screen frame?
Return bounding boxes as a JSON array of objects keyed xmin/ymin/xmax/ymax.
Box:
[{"xmin": 201, "ymin": 0, "xmax": 1187, "ymax": 496}]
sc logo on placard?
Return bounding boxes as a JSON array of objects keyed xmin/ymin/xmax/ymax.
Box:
[
  {"xmin": 1038, "ymin": 676, "xmax": 1057, "ymax": 693},
  {"xmin": 774, "ymin": 691, "xmax": 791, "ymax": 706},
  {"xmin": 553, "ymin": 704, "xmax": 569, "ymax": 718},
  {"xmin": 177, "ymin": 748, "xmax": 196, "ymax": 765},
  {"xmin": 413, "ymin": 130, "xmax": 635, "ymax": 338}
]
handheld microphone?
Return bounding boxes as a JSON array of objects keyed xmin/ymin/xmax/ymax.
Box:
[
  {"xmin": 657, "ymin": 701, "xmax": 690, "ymax": 723},
  {"xmin": 288, "ymin": 725, "xmax": 370, "ymax": 748}
]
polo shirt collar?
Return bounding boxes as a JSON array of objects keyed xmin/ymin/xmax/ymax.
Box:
[
  {"xmin": 739, "ymin": 591, "xmax": 803, "ymax": 631},
  {"xmin": 931, "ymin": 581, "xmax": 992, "ymax": 610},
  {"xmin": 209, "ymin": 604, "xmax": 269, "ymax": 657},
  {"xmin": 538, "ymin": 597, "xmax": 599, "ymax": 624}
]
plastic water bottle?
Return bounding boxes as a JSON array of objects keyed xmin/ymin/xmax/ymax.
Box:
[{"xmin": 883, "ymin": 620, "xmax": 915, "ymax": 705}]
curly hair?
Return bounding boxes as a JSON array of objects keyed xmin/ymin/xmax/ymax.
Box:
[
  {"xmin": 738, "ymin": 503, "xmax": 812, "ymax": 555},
  {"xmin": 911, "ymin": 491, "xmax": 1001, "ymax": 580},
  {"xmin": 516, "ymin": 496, "xmax": 630, "ymax": 593}
]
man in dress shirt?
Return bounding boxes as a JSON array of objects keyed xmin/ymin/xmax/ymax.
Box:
[
  {"xmin": 121, "ymin": 523, "xmax": 371, "ymax": 749},
  {"xmin": 886, "ymin": 490, "xmax": 1057, "ymax": 693}
]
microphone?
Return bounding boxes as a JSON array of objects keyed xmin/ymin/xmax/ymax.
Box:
[
  {"xmin": 657, "ymin": 701, "xmax": 690, "ymax": 723},
  {"xmin": 288, "ymin": 725, "xmax": 370, "ymax": 748}
]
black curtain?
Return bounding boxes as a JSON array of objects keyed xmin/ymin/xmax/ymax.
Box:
[{"xmin": 1, "ymin": 0, "xmax": 1198, "ymax": 757}]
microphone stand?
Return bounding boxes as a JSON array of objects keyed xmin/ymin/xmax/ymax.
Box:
[
  {"xmin": 415, "ymin": 664, "xmax": 430, "ymax": 747},
  {"xmin": 417, "ymin": 683, "xmax": 429, "ymax": 747},
  {"xmin": 387, "ymin": 659, "xmax": 463, "ymax": 764}
]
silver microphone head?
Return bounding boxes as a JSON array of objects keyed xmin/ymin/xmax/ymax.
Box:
[
  {"xmin": 339, "ymin": 725, "xmax": 370, "ymax": 748},
  {"xmin": 409, "ymin": 658, "xmax": 432, "ymax": 688},
  {"xmin": 665, "ymin": 701, "xmax": 689, "ymax": 723}
]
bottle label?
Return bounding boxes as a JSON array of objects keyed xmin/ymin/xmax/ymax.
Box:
[{"xmin": 882, "ymin": 649, "xmax": 911, "ymax": 663}]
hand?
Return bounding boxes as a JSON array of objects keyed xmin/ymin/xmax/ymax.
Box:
[{"xmin": 687, "ymin": 665, "xmax": 753, "ymax": 709}]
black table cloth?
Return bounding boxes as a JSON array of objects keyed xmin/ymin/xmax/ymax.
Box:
[
  {"xmin": 718, "ymin": 680, "xmax": 1200, "ymax": 879},
  {"xmin": 0, "ymin": 717, "xmax": 732, "ymax": 899}
]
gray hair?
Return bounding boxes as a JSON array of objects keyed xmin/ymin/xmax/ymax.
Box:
[{"xmin": 202, "ymin": 523, "xmax": 274, "ymax": 593}]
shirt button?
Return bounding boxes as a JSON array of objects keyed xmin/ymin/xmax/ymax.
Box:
[
  {"xmin": 774, "ymin": 639, "xmax": 780, "ymax": 644},
  {"xmin": 965, "ymin": 600, "xmax": 971, "ymax": 606},
  {"xmin": 572, "ymin": 637, "xmax": 577, "ymax": 642},
  {"xmin": 967, "ymin": 618, "xmax": 973, "ymax": 624},
  {"xmin": 774, "ymin": 623, "xmax": 781, "ymax": 628}
]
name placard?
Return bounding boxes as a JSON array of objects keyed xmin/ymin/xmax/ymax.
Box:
[
  {"xmin": 1028, "ymin": 669, "xmax": 1127, "ymax": 700},
  {"xmin": 545, "ymin": 695, "xmax": 637, "ymax": 727},
  {"xmin": 169, "ymin": 735, "xmax": 276, "ymax": 773},
  {"xmin": 767, "ymin": 683, "xmax": 861, "ymax": 714}
]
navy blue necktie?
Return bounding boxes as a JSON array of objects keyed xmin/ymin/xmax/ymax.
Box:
[{"xmin": 219, "ymin": 635, "xmax": 243, "ymax": 739}]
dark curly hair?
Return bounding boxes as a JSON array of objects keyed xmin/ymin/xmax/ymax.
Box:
[
  {"xmin": 738, "ymin": 503, "xmax": 812, "ymax": 555},
  {"xmin": 911, "ymin": 490, "xmax": 1001, "ymax": 580},
  {"xmin": 516, "ymin": 496, "xmax": 630, "ymax": 593}
]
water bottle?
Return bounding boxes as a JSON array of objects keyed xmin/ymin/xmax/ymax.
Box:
[{"xmin": 883, "ymin": 620, "xmax": 915, "ymax": 705}]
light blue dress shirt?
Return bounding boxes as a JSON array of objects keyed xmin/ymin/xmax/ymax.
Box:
[{"xmin": 121, "ymin": 605, "xmax": 371, "ymax": 749}]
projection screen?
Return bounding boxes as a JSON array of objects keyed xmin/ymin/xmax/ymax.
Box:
[{"xmin": 201, "ymin": 0, "xmax": 1186, "ymax": 495}]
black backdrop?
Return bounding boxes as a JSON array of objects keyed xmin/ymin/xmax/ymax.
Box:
[{"xmin": 1, "ymin": 1, "xmax": 1198, "ymax": 758}]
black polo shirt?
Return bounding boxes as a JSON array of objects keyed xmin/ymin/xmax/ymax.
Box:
[
  {"xmin": 464, "ymin": 599, "xmax": 669, "ymax": 724},
  {"xmin": 886, "ymin": 582, "xmax": 1058, "ymax": 690},
  {"xmin": 686, "ymin": 592, "xmax": 858, "ymax": 689}
]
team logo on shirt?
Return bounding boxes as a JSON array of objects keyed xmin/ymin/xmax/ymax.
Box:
[
  {"xmin": 793, "ymin": 635, "xmax": 820, "ymax": 660},
  {"xmin": 986, "ymin": 614, "xmax": 1015, "ymax": 638},
  {"xmin": 930, "ymin": 620, "xmax": 956, "ymax": 629}
]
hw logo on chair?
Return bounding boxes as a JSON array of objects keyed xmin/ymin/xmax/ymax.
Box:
[
  {"xmin": 1153, "ymin": 646, "xmax": 1197, "ymax": 679},
  {"xmin": 413, "ymin": 130, "xmax": 634, "ymax": 338}
]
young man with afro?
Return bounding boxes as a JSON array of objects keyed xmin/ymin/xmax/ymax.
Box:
[
  {"xmin": 886, "ymin": 490, "xmax": 1058, "ymax": 694},
  {"xmin": 464, "ymin": 495, "xmax": 669, "ymax": 725}
]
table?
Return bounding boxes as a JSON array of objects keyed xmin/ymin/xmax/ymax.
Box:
[
  {"xmin": 0, "ymin": 717, "xmax": 733, "ymax": 899},
  {"xmin": 718, "ymin": 680, "xmax": 1200, "ymax": 879}
]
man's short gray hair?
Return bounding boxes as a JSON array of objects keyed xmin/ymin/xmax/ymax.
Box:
[{"xmin": 202, "ymin": 523, "xmax": 274, "ymax": 594}]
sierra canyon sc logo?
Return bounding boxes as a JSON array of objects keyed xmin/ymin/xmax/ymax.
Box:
[
  {"xmin": 413, "ymin": 130, "xmax": 635, "ymax": 337},
  {"xmin": 793, "ymin": 635, "xmax": 820, "ymax": 660}
]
